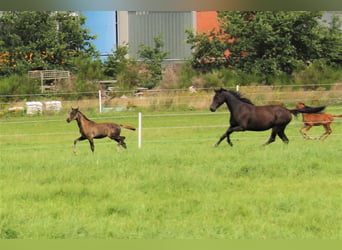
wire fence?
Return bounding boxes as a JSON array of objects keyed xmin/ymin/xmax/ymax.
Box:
[
  {"xmin": 1, "ymin": 83, "xmax": 342, "ymax": 114},
  {"xmin": 1, "ymin": 83, "xmax": 342, "ymax": 151},
  {"xmin": 1, "ymin": 110, "xmax": 342, "ymax": 151}
]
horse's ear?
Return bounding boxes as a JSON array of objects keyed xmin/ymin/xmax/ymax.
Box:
[{"xmin": 214, "ymin": 88, "xmax": 225, "ymax": 93}]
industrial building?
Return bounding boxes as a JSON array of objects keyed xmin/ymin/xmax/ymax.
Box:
[{"xmin": 83, "ymin": 11, "xmax": 219, "ymax": 62}]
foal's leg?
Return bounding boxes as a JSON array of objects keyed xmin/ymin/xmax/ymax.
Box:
[
  {"xmin": 88, "ymin": 138, "xmax": 95, "ymax": 152},
  {"xmin": 112, "ymin": 136, "xmax": 127, "ymax": 151},
  {"xmin": 304, "ymin": 124, "xmax": 315, "ymax": 140},
  {"xmin": 119, "ymin": 136, "xmax": 127, "ymax": 149},
  {"xmin": 299, "ymin": 125, "xmax": 307, "ymax": 139},
  {"xmin": 319, "ymin": 124, "xmax": 332, "ymax": 141},
  {"xmin": 73, "ymin": 136, "xmax": 87, "ymax": 155}
]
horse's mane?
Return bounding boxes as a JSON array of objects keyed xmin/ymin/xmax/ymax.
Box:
[
  {"xmin": 77, "ymin": 110, "xmax": 92, "ymax": 121},
  {"xmin": 224, "ymin": 89, "xmax": 254, "ymax": 105}
]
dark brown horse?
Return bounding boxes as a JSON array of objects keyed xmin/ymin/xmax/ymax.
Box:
[
  {"xmin": 66, "ymin": 108, "xmax": 135, "ymax": 154},
  {"xmin": 209, "ymin": 88, "xmax": 325, "ymax": 147},
  {"xmin": 296, "ymin": 102, "xmax": 342, "ymax": 141}
]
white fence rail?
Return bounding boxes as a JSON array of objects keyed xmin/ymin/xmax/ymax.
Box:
[{"xmin": 1, "ymin": 83, "xmax": 342, "ymax": 150}]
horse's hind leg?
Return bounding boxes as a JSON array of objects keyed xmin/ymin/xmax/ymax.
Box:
[
  {"xmin": 263, "ymin": 127, "xmax": 277, "ymax": 146},
  {"xmin": 319, "ymin": 124, "xmax": 332, "ymax": 141},
  {"xmin": 277, "ymin": 127, "xmax": 289, "ymax": 144},
  {"xmin": 118, "ymin": 136, "xmax": 127, "ymax": 149},
  {"xmin": 112, "ymin": 136, "xmax": 127, "ymax": 151}
]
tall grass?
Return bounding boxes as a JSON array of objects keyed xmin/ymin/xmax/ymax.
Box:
[{"xmin": 0, "ymin": 110, "xmax": 341, "ymax": 239}]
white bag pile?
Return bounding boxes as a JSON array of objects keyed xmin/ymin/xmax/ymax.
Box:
[
  {"xmin": 45, "ymin": 101, "xmax": 62, "ymax": 113},
  {"xmin": 26, "ymin": 101, "xmax": 43, "ymax": 115}
]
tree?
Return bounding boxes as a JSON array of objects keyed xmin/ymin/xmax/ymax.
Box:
[
  {"xmin": 186, "ymin": 11, "xmax": 342, "ymax": 84},
  {"xmin": 103, "ymin": 44, "xmax": 129, "ymax": 78},
  {"xmin": 103, "ymin": 44, "xmax": 146, "ymax": 90},
  {"xmin": 73, "ymin": 55, "xmax": 104, "ymax": 93},
  {"xmin": 138, "ymin": 34, "xmax": 169, "ymax": 89},
  {"xmin": 0, "ymin": 11, "xmax": 97, "ymax": 76},
  {"xmin": 185, "ymin": 29, "xmax": 230, "ymax": 72}
]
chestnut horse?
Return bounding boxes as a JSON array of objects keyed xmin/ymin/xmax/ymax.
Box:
[
  {"xmin": 209, "ymin": 88, "xmax": 325, "ymax": 147},
  {"xmin": 296, "ymin": 102, "xmax": 342, "ymax": 140},
  {"xmin": 66, "ymin": 108, "xmax": 135, "ymax": 154}
]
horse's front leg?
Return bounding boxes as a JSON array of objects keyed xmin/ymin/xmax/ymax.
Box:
[
  {"xmin": 303, "ymin": 124, "xmax": 315, "ymax": 140},
  {"xmin": 215, "ymin": 130, "xmax": 228, "ymax": 147},
  {"xmin": 215, "ymin": 126, "xmax": 244, "ymax": 147},
  {"xmin": 74, "ymin": 136, "xmax": 86, "ymax": 155},
  {"xmin": 88, "ymin": 138, "xmax": 95, "ymax": 152},
  {"xmin": 215, "ymin": 127, "xmax": 234, "ymax": 147}
]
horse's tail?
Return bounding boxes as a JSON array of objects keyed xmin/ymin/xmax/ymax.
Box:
[
  {"xmin": 333, "ymin": 114, "xmax": 342, "ymax": 118},
  {"xmin": 120, "ymin": 124, "xmax": 136, "ymax": 131},
  {"xmin": 289, "ymin": 106, "xmax": 326, "ymax": 116}
]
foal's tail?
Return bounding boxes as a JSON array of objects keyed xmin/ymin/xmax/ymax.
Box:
[
  {"xmin": 289, "ymin": 105, "xmax": 326, "ymax": 116},
  {"xmin": 333, "ymin": 114, "xmax": 342, "ymax": 118},
  {"xmin": 120, "ymin": 124, "xmax": 136, "ymax": 131}
]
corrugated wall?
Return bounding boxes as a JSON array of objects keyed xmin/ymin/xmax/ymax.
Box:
[{"xmin": 127, "ymin": 11, "xmax": 194, "ymax": 61}]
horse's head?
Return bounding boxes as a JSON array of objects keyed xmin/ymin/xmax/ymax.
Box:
[
  {"xmin": 210, "ymin": 88, "xmax": 226, "ymax": 112},
  {"xmin": 66, "ymin": 107, "xmax": 80, "ymax": 123},
  {"xmin": 296, "ymin": 102, "xmax": 305, "ymax": 109}
]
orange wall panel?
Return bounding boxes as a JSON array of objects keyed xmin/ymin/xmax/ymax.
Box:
[{"xmin": 196, "ymin": 11, "xmax": 220, "ymax": 34}]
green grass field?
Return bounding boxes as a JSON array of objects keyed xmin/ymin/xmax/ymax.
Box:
[{"xmin": 0, "ymin": 108, "xmax": 341, "ymax": 239}]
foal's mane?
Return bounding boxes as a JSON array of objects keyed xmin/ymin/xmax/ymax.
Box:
[
  {"xmin": 76, "ymin": 109, "xmax": 92, "ymax": 122},
  {"xmin": 222, "ymin": 88, "xmax": 254, "ymax": 105}
]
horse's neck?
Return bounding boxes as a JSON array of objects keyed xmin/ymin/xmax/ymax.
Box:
[
  {"xmin": 224, "ymin": 92, "xmax": 243, "ymax": 112},
  {"xmin": 76, "ymin": 112, "xmax": 93, "ymax": 129}
]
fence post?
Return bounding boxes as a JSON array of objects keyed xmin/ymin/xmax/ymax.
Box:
[
  {"xmin": 138, "ymin": 112, "xmax": 142, "ymax": 148},
  {"xmin": 98, "ymin": 90, "xmax": 102, "ymax": 113},
  {"xmin": 236, "ymin": 84, "xmax": 240, "ymax": 92}
]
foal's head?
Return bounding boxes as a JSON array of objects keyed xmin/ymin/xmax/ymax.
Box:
[
  {"xmin": 66, "ymin": 107, "xmax": 80, "ymax": 123},
  {"xmin": 296, "ymin": 102, "xmax": 306, "ymax": 109}
]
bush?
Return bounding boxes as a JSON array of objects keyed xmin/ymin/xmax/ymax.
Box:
[
  {"xmin": 293, "ymin": 59, "xmax": 342, "ymax": 89},
  {"xmin": 178, "ymin": 61, "xmax": 198, "ymax": 89},
  {"xmin": 116, "ymin": 60, "xmax": 147, "ymax": 90},
  {"xmin": 202, "ymin": 71, "xmax": 224, "ymax": 88},
  {"xmin": 0, "ymin": 74, "xmax": 40, "ymax": 100},
  {"xmin": 138, "ymin": 34, "xmax": 169, "ymax": 89}
]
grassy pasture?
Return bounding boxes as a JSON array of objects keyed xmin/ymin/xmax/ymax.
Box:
[{"xmin": 0, "ymin": 108, "xmax": 341, "ymax": 239}]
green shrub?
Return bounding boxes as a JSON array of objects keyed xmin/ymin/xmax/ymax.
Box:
[
  {"xmin": 293, "ymin": 59, "xmax": 342, "ymax": 89},
  {"xmin": 178, "ymin": 61, "xmax": 197, "ymax": 89},
  {"xmin": 0, "ymin": 74, "xmax": 40, "ymax": 100}
]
